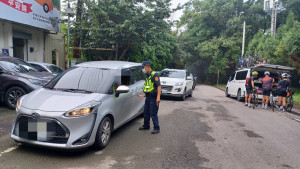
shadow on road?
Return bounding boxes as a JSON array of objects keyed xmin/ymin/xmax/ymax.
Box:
[{"xmin": 12, "ymin": 115, "xmax": 143, "ymax": 157}]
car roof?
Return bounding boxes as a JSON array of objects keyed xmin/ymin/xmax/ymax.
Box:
[
  {"xmin": 28, "ymin": 61, "xmax": 54, "ymax": 66},
  {"xmin": 0, "ymin": 56, "xmax": 24, "ymax": 62},
  {"xmin": 162, "ymin": 68, "xmax": 186, "ymax": 72},
  {"xmin": 252, "ymin": 64, "xmax": 294, "ymax": 73},
  {"xmin": 75, "ymin": 61, "xmax": 141, "ymax": 69}
]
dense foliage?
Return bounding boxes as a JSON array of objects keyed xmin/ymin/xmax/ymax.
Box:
[
  {"xmin": 178, "ymin": 0, "xmax": 300, "ymax": 85},
  {"xmin": 63, "ymin": 0, "xmax": 300, "ymax": 85}
]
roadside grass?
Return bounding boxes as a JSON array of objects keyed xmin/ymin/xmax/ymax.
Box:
[
  {"xmin": 293, "ymin": 88, "xmax": 300, "ymax": 106},
  {"xmin": 215, "ymin": 84, "xmax": 226, "ymax": 90}
]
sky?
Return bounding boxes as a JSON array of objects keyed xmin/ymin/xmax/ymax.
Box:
[{"xmin": 170, "ymin": 0, "xmax": 189, "ymax": 22}]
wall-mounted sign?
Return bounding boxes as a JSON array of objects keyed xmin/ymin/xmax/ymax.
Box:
[
  {"xmin": 0, "ymin": 0, "xmax": 60, "ymax": 32},
  {"xmin": 2, "ymin": 49, "xmax": 9, "ymax": 56}
]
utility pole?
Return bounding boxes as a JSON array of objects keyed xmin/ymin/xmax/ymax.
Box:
[
  {"xmin": 66, "ymin": 2, "xmax": 73, "ymax": 68},
  {"xmin": 264, "ymin": 0, "xmax": 284, "ymax": 37},
  {"xmin": 270, "ymin": 0, "xmax": 276, "ymax": 36},
  {"xmin": 242, "ymin": 21, "xmax": 246, "ymax": 57}
]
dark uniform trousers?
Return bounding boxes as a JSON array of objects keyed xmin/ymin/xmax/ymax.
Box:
[{"xmin": 143, "ymin": 95, "xmax": 160, "ymax": 130}]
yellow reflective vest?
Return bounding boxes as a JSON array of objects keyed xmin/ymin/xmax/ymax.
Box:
[{"xmin": 143, "ymin": 71, "xmax": 156, "ymax": 93}]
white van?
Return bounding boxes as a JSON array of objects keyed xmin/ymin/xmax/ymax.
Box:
[
  {"xmin": 225, "ymin": 64, "xmax": 294, "ymax": 101},
  {"xmin": 226, "ymin": 68, "xmax": 250, "ymax": 101}
]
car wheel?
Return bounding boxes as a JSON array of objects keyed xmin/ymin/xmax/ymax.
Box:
[
  {"xmin": 5, "ymin": 86, "xmax": 26, "ymax": 109},
  {"xmin": 94, "ymin": 117, "xmax": 112, "ymax": 149},
  {"xmin": 188, "ymin": 91, "xmax": 193, "ymax": 97},
  {"xmin": 43, "ymin": 3, "xmax": 49, "ymax": 13},
  {"xmin": 180, "ymin": 87, "xmax": 187, "ymax": 101},
  {"xmin": 237, "ymin": 89, "xmax": 242, "ymax": 102},
  {"xmin": 225, "ymin": 88, "xmax": 229, "ymax": 97}
]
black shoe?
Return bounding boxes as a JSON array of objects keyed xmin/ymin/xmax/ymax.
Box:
[
  {"xmin": 139, "ymin": 126, "xmax": 150, "ymax": 130},
  {"xmin": 151, "ymin": 129, "xmax": 160, "ymax": 134}
]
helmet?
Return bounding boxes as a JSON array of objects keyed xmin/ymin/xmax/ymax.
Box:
[
  {"xmin": 252, "ymin": 71, "xmax": 258, "ymax": 76},
  {"xmin": 282, "ymin": 73, "xmax": 288, "ymax": 78},
  {"xmin": 264, "ymin": 71, "xmax": 270, "ymax": 75}
]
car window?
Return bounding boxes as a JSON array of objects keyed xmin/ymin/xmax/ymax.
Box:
[
  {"xmin": 0, "ymin": 60, "xmax": 34, "ymax": 73},
  {"xmin": 236, "ymin": 70, "xmax": 248, "ymax": 80},
  {"xmin": 131, "ymin": 67, "xmax": 143, "ymax": 84},
  {"xmin": 31, "ymin": 64, "xmax": 47, "ymax": 72},
  {"xmin": 44, "ymin": 67, "xmax": 118, "ymax": 94},
  {"xmin": 121, "ymin": 68, "xmax": 131, "ymax": 85},
  {"xmin": 46, "ymin": 65, "xmax": 63, "ymax": 74},
  {"xmin": 230, "ymin": 72, "xmax": 236, "ymax": 81},
  {"xmin": 160, "ymin": 70, "xmax": 185, "ymax": 79}
]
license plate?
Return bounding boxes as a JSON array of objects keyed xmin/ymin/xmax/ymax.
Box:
[
  {"xmin": 28, "ymin": 120, "xmax": 48, "ymax": 141},
  {"xmin": 162, "ymin": 89, "xmax": 167, "ymax": 94}
]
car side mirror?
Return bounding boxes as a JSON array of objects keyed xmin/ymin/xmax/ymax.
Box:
[
  {"xmin": 186, "ymin": 76, "xmax": 192, "ymax": 80},
  {"xmin": 115, "ymin": 85, "xmax": 130, "ymax": 97}
]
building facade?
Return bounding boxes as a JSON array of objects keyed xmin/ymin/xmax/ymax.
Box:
[{"xmin": 0, "ymin": 0, "xmax": 65, "ymax": 68}]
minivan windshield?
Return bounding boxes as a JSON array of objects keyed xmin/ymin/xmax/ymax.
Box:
[
  {"xmin": 0, "ymin": 60, "xmax": 37, "ymax": 73},
  {"xmin": 44, "ymin": 67, "xmax": 118, "ymax": 94},
  {"xmin": 160, "ymin": 70, "xmax": 185, "ymax": 79}
]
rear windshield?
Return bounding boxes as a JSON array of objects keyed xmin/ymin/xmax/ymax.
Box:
[
  {"xmin": 44, "ymin": 67, "xmax": 119, "ymax": 94},
  {"xmin": 0, "ymin": 60, "xmax": 37, "ymax": 73},
  {"xmin": 160, "ymin": 70, "xmax": 185, "ymax": 79}
]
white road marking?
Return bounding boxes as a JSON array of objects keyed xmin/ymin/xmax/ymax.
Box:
[{"xmin": 0, "ymin": 145, "xmax": 19, "ymax": 156}]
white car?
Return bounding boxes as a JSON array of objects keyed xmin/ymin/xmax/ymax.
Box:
[
  {"xmin": 160, "ymin": 69, "xmax": 193, "ymax": 101},
  {"xmin": 225, "ymin": 64, "xmax": 294, "ymax": 102}
]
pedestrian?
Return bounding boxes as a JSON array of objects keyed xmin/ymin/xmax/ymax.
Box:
[
  {"xmin": 245, "ymin": 71, "xmax": 258, "ymax": 107},
  {"xmin": 263, "ymin": 59, "xmax": 268, "ymax": 64},
  {"xmin": 261, "ymin": 71, "xmax": 274, "ymax": 109},
  {"xmin": 139, "ymin": 61, "xmax": 161, "ymax": 134},
  {"xmin": 276, "ymin": 73, "xmax": 291, "ymax": 111}
]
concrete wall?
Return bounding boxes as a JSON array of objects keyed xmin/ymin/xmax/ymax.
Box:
[
  {"xmin": 0, "ymin": 21, "xmax": 13, "ymax": 56},
  {"xmin": 45, "ymin": 33, "xmax": 65, "ymax": 69},
  {"xmin": 12, "ymin": 23, "xmax": 44, "ymax": 62}
]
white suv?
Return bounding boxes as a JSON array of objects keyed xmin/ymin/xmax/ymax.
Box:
[{"xmin": 160, "ymin": 69, "xmax": 193, "ymax": 101}]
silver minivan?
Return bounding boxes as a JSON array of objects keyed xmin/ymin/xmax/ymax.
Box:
[{"xmin": 11, "ymin": 61, "xmax": 145, "ymax": 150}]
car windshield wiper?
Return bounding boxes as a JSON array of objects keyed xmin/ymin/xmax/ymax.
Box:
[{"xmin": 54, "ymin": 88, "xmax": 93, "ymax": 93}]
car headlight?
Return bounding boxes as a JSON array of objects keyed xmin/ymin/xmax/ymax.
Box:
[
  {"xmin": 64, "ymin": 101, "xmax": 101, "ymax": 117},
  {"xmin": 28, "ymin": 79, "xmax": 48, "ymax": 86},
  {"xmin": 175, "ymin": 82, "xmax": 183, "ymax": 86},
  {"xmin": 16, "ymin": 96, "xmax": 25, "ymax": 110}
]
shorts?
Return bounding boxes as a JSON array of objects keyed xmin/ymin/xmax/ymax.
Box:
[
  {"xmin": 246, "ymin": 88, "xmax": 253, "ymax": 95},
  {"xmin": 277, "ymin": 91, "xmax": 287, "ymax": 97},
  {"xmin": 263, "ymin": 89, "xmax": 271, "ymax": 96}
]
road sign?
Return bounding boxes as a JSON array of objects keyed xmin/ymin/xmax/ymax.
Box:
[{"xmin": 2, "ymin": 49, "xmax": 9, "ymax": 56}]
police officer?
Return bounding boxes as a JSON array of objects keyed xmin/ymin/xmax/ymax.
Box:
[{"xmin": 139, "ymin": 61, "xmax": 161, "ymax": 134}]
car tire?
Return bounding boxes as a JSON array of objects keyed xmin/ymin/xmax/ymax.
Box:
[
  {"xmin": 188, "ymin": 91, "xmax": 193, "ymax": 97},
  {"xmin": 5, "ymin": 86, "xmax": 26, "ymax": 109},
  {"xmin": 181, "ymin": 88, "xmax": 186, "ymax": 101},
  {"xmin": 237, "ymin": 89, "xmax": 242, "ymax": 102},
  {"xmin": 94, "ymin": 117, "xmax": 112, "ymax": 150},
  {"xmin": 225, "ymin": 88, "xmax": 229, "ymax": 97},
  {"xmin": 43, "ymin": 3, "xmax": 49, "ymax": 13}
]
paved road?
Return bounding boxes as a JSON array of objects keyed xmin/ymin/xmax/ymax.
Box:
[{"xmin": 0, "ymin": 85, "xmax": 299, "ymax": 169}]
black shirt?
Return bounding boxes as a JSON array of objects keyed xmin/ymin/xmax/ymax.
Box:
[{"xmin": 278, "ymin": 80, "xmax": 291, "ymax": 92}]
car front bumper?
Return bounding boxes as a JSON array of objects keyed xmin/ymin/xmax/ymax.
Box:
[
  {"xmin": 161, "ymin": 85, "xmax": 185, "ymax": 97},
  {"xmin": 10, "ymin": 106, "xmax": 99, "ymax": 149}
]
